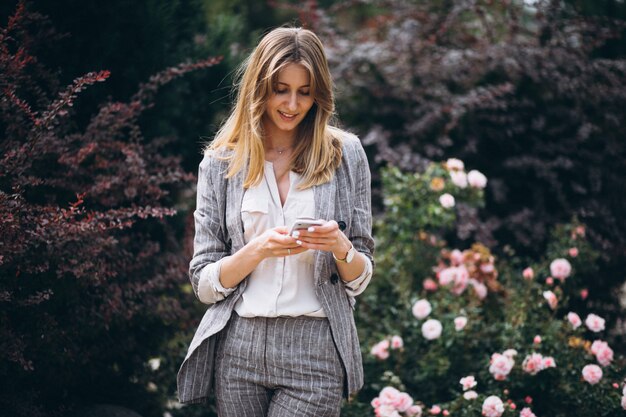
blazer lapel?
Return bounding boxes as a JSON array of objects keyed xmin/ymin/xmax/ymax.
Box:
[
  {"xmin": 226, "ymin": 165, "xmax": 246, "ymax": 253},
  {"xmin": 313, "ymin": 176, "xmax": 336, "ymax": 285}
]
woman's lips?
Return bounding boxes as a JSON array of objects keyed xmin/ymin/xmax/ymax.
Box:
[{"xmin": 278, "ymin": 110, "xmax": 297, "ymax": 121}]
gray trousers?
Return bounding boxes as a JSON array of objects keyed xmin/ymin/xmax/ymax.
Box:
[{"xmin": 214, "ymin": 312, "xmax": 345, "ymax": 417}]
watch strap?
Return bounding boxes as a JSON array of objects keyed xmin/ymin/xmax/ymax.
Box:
[{"xmin": 333, "ymin": 243, "xmax": 355, "ymax": 263}]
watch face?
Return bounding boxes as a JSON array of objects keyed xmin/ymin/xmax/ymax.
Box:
[{"xmin": 346, "ymin": 246, "xmax": 355, "ymax": 263}]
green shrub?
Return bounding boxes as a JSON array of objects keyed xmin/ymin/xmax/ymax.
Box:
[{"xmin": 345, "ymin": 160, "xmax": 625, "ymax": 417}]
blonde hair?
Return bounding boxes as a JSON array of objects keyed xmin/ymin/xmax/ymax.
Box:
[{"xmin": 207, "ymin": 27, "xmax": 342, "ymax": 189}]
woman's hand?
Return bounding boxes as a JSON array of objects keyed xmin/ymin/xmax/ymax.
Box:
[
  {"xmin": 291, "ymin": 220, "xmax": 351, "ymax": 260},
  {"xmin": 252, "ymin": 226, "xmax": 309, "ymax": 260}
]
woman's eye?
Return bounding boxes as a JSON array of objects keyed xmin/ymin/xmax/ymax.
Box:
[
  {"xmin": 275, "ymin": 89, "xmax": 287, "ymax": 94},
  {"xmin": 299, "ymin": 91, "xmax": 310, "ymax": 96}
]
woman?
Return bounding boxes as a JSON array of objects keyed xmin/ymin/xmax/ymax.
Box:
[{"xmin": 177, "ymin": 27, "xmax": 374, "ymax": 417}]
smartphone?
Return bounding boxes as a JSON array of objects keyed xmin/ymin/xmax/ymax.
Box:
[{"xmin": 290, "ymin": 217, "xmax": 325, "ymax": 234}]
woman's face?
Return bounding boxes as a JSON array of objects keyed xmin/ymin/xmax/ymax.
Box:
[{"xmin": 263, "ymin": 63, "xmax": 315, "ymax": 137}]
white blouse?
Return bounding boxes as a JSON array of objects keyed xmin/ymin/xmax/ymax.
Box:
[{"xmin": 198, "ymin": 160, "xmax": 372, "ymax": 317}]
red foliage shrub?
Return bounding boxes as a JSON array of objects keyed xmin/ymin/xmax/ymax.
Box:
[{"xmin": 0, "ymin": 2, "xmax": 221, "ymax": 415}]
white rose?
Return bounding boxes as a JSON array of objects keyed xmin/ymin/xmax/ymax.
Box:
[
  {"xmin": 450, "ymin": 171, "xmax": 468, "ymax": 188},
  {"xmin": 467, "ymin": 170, "xmax": 487, "ymax": 188},
  {"xmin": 454, "ymin": 316, "xmax": 468, "ymax": 331},
  {"xmin": 463, "ymin": 390, "xmax": 478, "ymax": 400},
  {"xmin": 421, "ymin": 319, "xmax": 443, "ymax": 340},
  {"xmin": 446, "ymin": 158, "xmax": 465, "ymax": 171},
  {"xmin": 412, "ymin": 299, "xmax": 432, "ymax": 320},
  {"xmin": 439, "ymin": 193, "xmax": 455, "ymax": 208}
]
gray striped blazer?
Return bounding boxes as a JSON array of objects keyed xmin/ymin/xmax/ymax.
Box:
[{"xmin": 177, "ymin": 132, "xmax": 374, "ymax": 405}]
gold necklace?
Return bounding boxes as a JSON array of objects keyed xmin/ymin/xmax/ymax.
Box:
[{"xmin": 271, "ymin": 146, "xmax": 293, "ymax": 155}]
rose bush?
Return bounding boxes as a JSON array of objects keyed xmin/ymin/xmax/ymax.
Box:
[{"xmin": 343, "ymin": 161, "xmax": 625, "ymax": 417}]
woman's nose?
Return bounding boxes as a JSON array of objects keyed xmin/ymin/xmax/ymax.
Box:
[{"xmin": 287, "ymin": 93, "xmax": 298, "ymax": 111}]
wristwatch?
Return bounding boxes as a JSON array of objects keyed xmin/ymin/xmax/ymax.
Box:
[{"xmin": 333, "ymin": 243, "xmax": 356, "ymax": 264}]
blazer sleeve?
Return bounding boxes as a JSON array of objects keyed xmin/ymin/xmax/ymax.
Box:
[
  {"xmin": 189, "ymin": 153, "xmax": 234, "ymax": 305},
  {"xmin": 346, "ymin": 134, "xmax": 376, "ymax": 271}
]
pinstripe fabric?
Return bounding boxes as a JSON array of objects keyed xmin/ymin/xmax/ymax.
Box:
[
  {"xmin": 214, "ymin": 313, "xmax": 344, "ymax": 416},
  {"xmin": 177, "ymin": 132, "xmax": 374, "ymax": 404}
]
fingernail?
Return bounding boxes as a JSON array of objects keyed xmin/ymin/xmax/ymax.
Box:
[
  {"xmin": 292, "ymin": 231, "xmax": 300, "ymax": 238},
  {"xmin": 307, "ymin": 227, "xmax": 315, "ymax": 232},
  {"xmin": 296, "ymin": 240, "xmax": 302, "ymax": 245}
]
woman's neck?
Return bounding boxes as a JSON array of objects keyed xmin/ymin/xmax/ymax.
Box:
[{"xmin": 262, "ymin": 120, "xmax": 296, "ymax": 154}]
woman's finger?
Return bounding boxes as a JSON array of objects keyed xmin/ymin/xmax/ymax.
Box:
[
  {"xmin": 270, "ymin": 233, "xmax": 298, "ymax": 245},
  {"xmin": 292, "ymin": 229, "xmax": 338, "ymax": 240},
  {"xmin": 278, "ymin": 246, "xmax": 308, "ymax": 257},
  {"xmin": 297, "ymin": 241, "xmax": 329, "ymax": 251},
  {"xmin": 295, "ymin": 236, "xmax": 335, "ymax": 245},
  {"xmin": 306, "ymin": 220, "xmax": 338, "ymax": 234}
]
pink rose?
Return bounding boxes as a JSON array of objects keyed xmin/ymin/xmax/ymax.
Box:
[
  {"xmin": 450, "ymin": 249, "xmax": 464, "ymax": 266},
  {"xmin": 439, "ymin": 193, "xmax": 455, "ymax": 209},
  {"xmin": 591, "ymin": 340, "xmax": 614, "ymax": 367},
  {"xmin": 460, "ymin": 375, "xmax": 477, "ymax": 391},
  {"xmin": 394, "ymin": 392, "xmax": 414, "ymax": 412},
  {"xmin": 585, "ymin": 314, "xmax": 606, "ymax": 332},
  {"xmin": 406, "ymin": 405, "xmax": 423, "ymax": 417},
  {"xmin": 567, "ymin": 312, "xmax": 582, "ymax": 329},
  {"xmin": 446, "ymin": 158, "xmax": 464, "ymax": 171},
  {"xmin": 468, "ymin": 170, "xmax": 488, "ymax": 189},
  {"xmin": 412, "ymin": 299, "xmax": 432, "ymax": 320},
  {"xmin": 519, "ymin": 407, "xmax": 537, "ymax": 417},
  {"xmin": 489, "ymin": 353, "xmax": 515, "ymax": 380},
  {"xmin": 443, "ymin": 411, "xmax": 449, "ymax": 416},
  {"xmin": 590, "ymin": 340, "xmax": 606, "ymax": 354},
  {"xmin": 454, "ymin": 316, "xmax": 468, "ymax": 331},
  {"xmin": 379, "ymin": 386, "xmax": 401, "ymax": 405},
  {"xmin": 503, "ymin": 349, "xmax": 518, "ymax": 358},
  {"xmin": 423, "ymin": 278, "xmax": 438, "ymax": 291},
  {"xmin": 549, "ymin": 258, "xmax": 572, "ymax": 281},
  {"xmin": 371, "ymin": 397, "xmax": 382, "ymax": 408},
  {"xmin": 522, "ymin": 353, "xmax": 545, "ymax": 375},
  {"xmin": 533, "ymin": 335, "xmax": 542, "ymax": 345},
  {"xmin": 371, "ymin": 340, "xmax": 390, "ymax": 360},
  {"xmin": 568, "ymin": 247, "xmax": 579, "ymax": 257},
  {"xmin": 463, "ymin": 390, "xmax": 478, "ymax": 400},
  {"xmin": 430, "ymin": 405, "xmax": 442, "ymax": 414},
  {"xmin": 482, "ymin": 396, "xmax": 505, "ymax": 417},
  {"xmin": 542, "ymin": 356, "xmax": 556, "ymax": 369},
  {"xmin": 422, "ymin": 319, "xmax": 443, "ymax": 340},
  {"xmin": 582, "ymin": 364, "xmax": 603, "ymax": 384},
  {"xmin": 439, "ymin": 266, "xmax": 470, "ymax": 295},
  {"xmin": 470, "ymin": 279, "xmax": 488, "ymax": 299},
  {"xmin": 545, "ymin": 277, "xmax": 554, "ymax": 285},
  {"xmin": 543, "ymin": 290, "xmax": 558, "ymax": 310},
  {"xmin": 391, "ymin": 335, "xmax": 404, "ymax": 350},
  {"xmin": 451, "ymin": 265, "xmax": 470, "ymax": 295},
  {"xmin": 438, "ymin": 268, "xmax": 455, "ymax": 286},
  {"xmin": 524, "ymin": 396, "xmax": 532, "ymax": 404},
  {"xmin": 480, "ymin": 263, "xmax": 495, "ymax": 273},
  {"xmin": 580, "ymin": 288, "xmax": 589, "ymax": 300},
  {"xmin": 522, "ymin": 267, "xmax": 534, "ymax": 280},
  {"xmin": 376, "ymin": 405, "xmax": 397, "ymax": 417},
  {"xmin": 450, "ymin": 170, "xmax": 468, "ymax": 188}
]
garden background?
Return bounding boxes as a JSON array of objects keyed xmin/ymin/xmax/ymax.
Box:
[{"xmin": 1, "ymin": 0, "xmax": 625, "ymax": 416}]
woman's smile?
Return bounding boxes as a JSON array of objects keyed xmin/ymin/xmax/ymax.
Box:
[{"xmin": 278, "ymin": 110, "xmax": 298, "ymax": 121}]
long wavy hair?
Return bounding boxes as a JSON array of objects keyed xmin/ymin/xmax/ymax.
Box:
[{"xmin": 208, "ymin": 27, "xmax": 343, "ymax": 189}]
